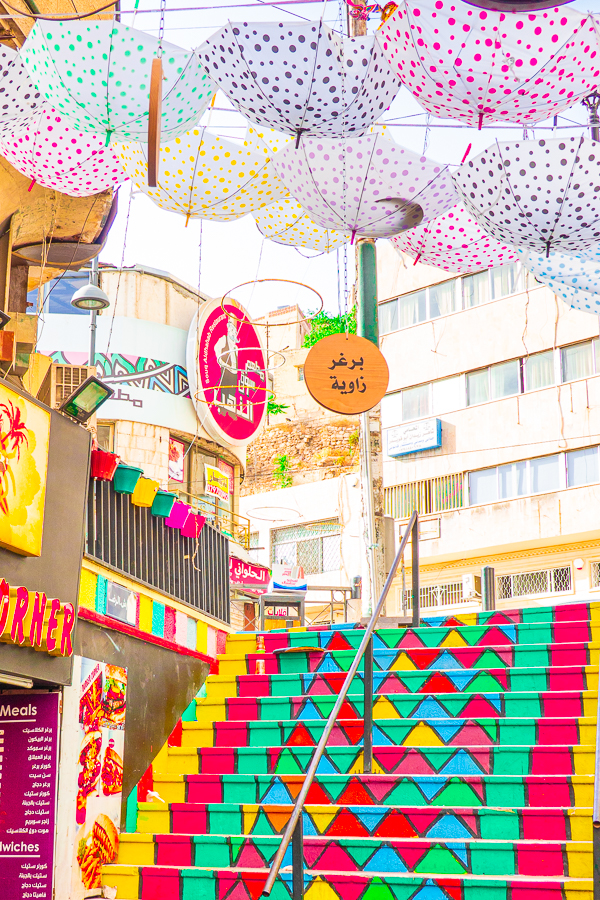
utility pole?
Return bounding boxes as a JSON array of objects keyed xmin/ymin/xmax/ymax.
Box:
[{"xmin": 89, "ymin": 256, "xmax": 99, "ymax": 371}]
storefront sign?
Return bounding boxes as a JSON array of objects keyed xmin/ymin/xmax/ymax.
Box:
[
  {"xmin": 105, "ymin": 582, "xmax": 138, "ymax": 627},
  {"xmin": 0, "ymin": 583, "xmax": 75, "ymax": 657},
  {"xmin": 229, "ymin": 556, "xmax": 270, "ymax": 593},
  {"xmin": 205, "ymin": 464, "xmax": 230, "ymax": 502},
  {"xmin": 386, "ymin": 418, "xmax": 442, "ymax": 457},
  {"xmin": 304, "ymin": 333, "xmax": 389, "ymax": 415},
  {"xmin": 187, "ymin": 297, "xmax": 267, "ymax": 447},
  {"xmin": 71, "ymin": 658, "xmax": 127, "ymax": 897},
  {"xmin": 0, "ymin": 691, "xmax": 60, "ymax": 900},
  {"xmin": 271, "ymin": 564, "xmax": 307, "ymax": 591},
  {"xmin": 168, "ymin": 437, "xmax": 185, "ymax": 482}
]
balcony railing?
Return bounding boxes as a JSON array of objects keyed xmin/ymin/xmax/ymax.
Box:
[
  {"xmin": 86, "ymin": 480, "xmax": 230, "ymax": 624},
  {"xmin": 172, "ymin": 489, "xmax": 251, "ymax": 550},
  {"xmin": 385, "ymin": 472, "xmax": 465, "ymax": 519}
]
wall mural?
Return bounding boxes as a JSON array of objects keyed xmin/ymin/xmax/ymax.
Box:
[{"xmin": 47, "ymin": 352, "xmax": 190, "ymax": 397}]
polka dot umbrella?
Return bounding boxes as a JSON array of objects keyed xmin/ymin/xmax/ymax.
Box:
[
  {"xmin": 117, "ymin": 126, "xmax": 288, "ymax": 222},
  {"xmin": 0, "ymin": 106, "xmax": 125, "ymax": 197},
  {"xmin": 21, "ymin": 20, "xmax": 215, "ymax": 144},
  {"xmin": 391, "ymin": 203, "xmax": 518, "ymax": 273},
  {"xmin": 253, "ymin": 197, "xmax": 350, "ymax": 251},
  {"xmin": 0, "ymin": 46, "xmax": 41, "ymax": 136},
  {"xmin": 452, "ymin": 137, "xmax": 600, "ymax": 256},
  {"xmin": 379, "ymin": 1, "xmax": 600, "ymax": 128},
  {"xmin": 198, "ymin": 21, "xmax": 401, "ymax": 146},
  {"xmin": 271, "ymin": 129, "xmax": 457, "ymax": 239},
  {"xmin": 518, "ymin": 247, "xmax": 600, "ymax": 313}
]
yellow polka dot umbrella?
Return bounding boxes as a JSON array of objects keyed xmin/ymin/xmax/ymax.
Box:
[
  {"xmin": 117, "ymin": 126, "xmax": 289, "ymax": 222},
  {"xmin": 253, "ymin": 197, "xmax": 349, "ymax": 252}
]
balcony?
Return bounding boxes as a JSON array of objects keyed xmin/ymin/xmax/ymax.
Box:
[{"xmin": 172, "ymin": 489, "xmax": 251, "ymax": 551}]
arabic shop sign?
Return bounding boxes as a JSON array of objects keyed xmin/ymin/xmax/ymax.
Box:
[
  {"xmin": 387, "ymin": 418, "xmax": 442, "ymax": 457},
  {"xmin": 0, "ymin": 581, "xmax": 75, "ymax": 657},
  {"xmin": 205, "ymin": 464, "xmax": 230, "ymax": 502},
  {"xmin": 187, "ymin": 298, "xmax": 268, "ymax": 447},
  {"xmin": 229, "ymin": 556, "xmax": 270, "ymax": 593},
  {"xmin": 304, "ymin": 334, "xmax": 389, "ymax": 415}
]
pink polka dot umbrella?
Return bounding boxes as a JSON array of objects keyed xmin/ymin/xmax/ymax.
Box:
[
  {"xmin": 391, "ymin": 203, "xmax": 518, "ymax": 272},
  {"xmin": 0, "ymin": 106, "xmax": 125, "ymax": 197},
  {"xmin": 379, "ymin": 1, "xmax": 600, "ymax": 128}
]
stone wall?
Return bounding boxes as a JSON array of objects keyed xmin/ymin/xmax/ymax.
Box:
[
  {"xmin": 114, "ymin": 421, "xmax": 171, "ymax": 483},
  {"xmin": 241, "ymin": 417, "xmax": 360, "ymax": 496}
]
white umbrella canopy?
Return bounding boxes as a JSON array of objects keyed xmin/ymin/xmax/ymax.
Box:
[
  {"xmin": 538, "ymin": 277, "xmax": 600, "ymax": 314},
  {"xmin": 198, "ymin": 21, "xmax": 401, "ymax": 145},
  {"xmin": 0, "ymin": 47, "xmax": 41, "ymax": 135},
  {"xmin": 452, "ymin": 137, "xmax": 600, "ymax": 256},
  {"xmin": 518, "ymin": 248, "xmax": 600, "ymax": 313},
  {"xmin": 379, "ymin": 0, "xmax": 600, "ymax": 128},
  {"xmin": 21, "ymin": 20, "xmax": 215, "ymax": 144},
  {"xmin": 253, "ymin": 197, "xmax": 349, "ymax": 251},
  {"xmin": 117, "ymin": 126, "xmax": 288, "ymax": 221},
  {"xmin": 0, "ymin": 105, "xmax": 125, "ymax": 197},
  {"xmin": 271, "ymin": 130, "xmax": 456, "ymax": 239},
  {"xmin": 391, "ymin": 203, "xmax": 518, "ymax": 273}
]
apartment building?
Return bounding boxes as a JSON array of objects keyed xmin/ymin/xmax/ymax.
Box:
[{"xmin": 378, "ymin": 240, "xmax": 600, "ymax": 616}]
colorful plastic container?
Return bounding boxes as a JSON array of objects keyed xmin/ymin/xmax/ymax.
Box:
[
  {"xmin": 90, "ymin": 448, "xmax": 120, "ymax": 481},
  {"xmin": 165, "ymin": 500, "xmax": 191, "ymax": 529},
  {"xmin": 151, "ymin": 490, "xmax": 177, "ymax": 518},
  {"xmin": 180, "ymin": 513, "xmax": 206, "ymax": 539},
  {"xmin": 131, "ymin": 476, "xmax": 160, "ymax": 508},
  {"xmin": 112, "ymin": 463, "xmax": 143, "ymax": 494}
]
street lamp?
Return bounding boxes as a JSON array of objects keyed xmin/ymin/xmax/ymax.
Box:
[{"xmin": 70, "ymin": 257, "xmax": 109, "ymax": 371}]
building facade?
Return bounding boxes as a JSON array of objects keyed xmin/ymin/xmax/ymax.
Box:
[{"xmin": 378, "ymin": 240, "xmax": 600, "ymax": 616}]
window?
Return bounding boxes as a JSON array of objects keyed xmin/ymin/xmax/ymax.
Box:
[
  {"xmin": 398, "ymin": 290, "xmax": 426, "ymax": 328},
  {"xmin": 567, "ymin": 446, "xmax": 599, "ymax": 487},
  {"xmin": 469, "ymin": 468, "xmax": 498, "ymax": 505},
  {"xmin": 96, "ymin": 423, "xmax": 114, "ymax": 452},
  {"xmin": 271, "ymin": 519, "xmax": 341, "ymax": 574},
  {"xmin": 497, "ymin": 567, "xmax": 571, "ymax": 599},
  {"xmin": 37, "ymin": 272, "xmax": 91, "ymax": 315},
  {"xmin": 491, "ymin": 263, "xmax": 520, "ymax": 300},
  {"xmin": 498, "ymin": 460, "xmax": 527, "ymax": 499},
  {"xmin": 524, "ymin": 350, "xmax": 554, "ymax": 391},
  {"xmin": 530, "ymin": 454, "xmax": 560, "ymax": 493},
  {"xmin": 431, "ymin": 376, "xmax": 462, "ymax": 416},
  {"xmin": 429, "ymin": 281, "xmax": 456, "ymax": 318},
  {"xmin": 462, "ymin": 271, "xmax": 489, "ymax": 309},
  {"xmin": 562, "ymin": 341, "xmax": 594, "ymax": 382},
  {"xmin": 249, "ymin": 532, "xmax": 261, "ymax": 562},
  {"xmin": 490, "ymin": 360, "xmax": 521, "ymax": 399},
  {"xmin": 466, "ymin": 369, "xmax": 489, "ymax": 406},
  {"xmin": 379, "ymin": 300, "xmax": 398, "ymax": 335},
  {"xmin": 402, "ymin": 384, "xmax": 430, "ymax": 421}
]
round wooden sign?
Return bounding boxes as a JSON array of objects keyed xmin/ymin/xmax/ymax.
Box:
[{"xmin": 304, "ymin": 333, "xmax": 389, "ymax": 415}]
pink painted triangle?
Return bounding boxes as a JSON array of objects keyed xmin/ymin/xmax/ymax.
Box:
[
  {"xmin": 450, "ymin": 724, "xmax": 494, "ymax": 746},
  {"xmin": 218, "ymin": 873, "xmax": 239, "ymax": 900},
  {"xmin": 393, "ymin": 751, "xmax": 435, "ymax": 775},
  {"xmin": 380, "ymin": 675, "xmax": 408, "ymax": 694},
  {"xmin": 327, "ymin": 874, "xmax": 368, "ymax": 900},
  {"xmin": 365, "ymin": 776, "xmax": 396, "ymax": 802},
  {"xmin": 236, "ymin": 843, "xmax": 268, "ymax": 869},
  {"xmin": 398, "ymin": 845, "xmax": 427, "ymax": 868},
  {"xmin": 406, "ymin": 810, "xmax": 441, "ymax": 832},
  {"xmin": 397, "ymin": 631, "xmax": 426, "ymax": 649}
]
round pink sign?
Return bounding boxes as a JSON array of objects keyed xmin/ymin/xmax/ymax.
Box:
[{"xmin": 187, "ymin": 298, "xmax": 268, "ymax": 446}]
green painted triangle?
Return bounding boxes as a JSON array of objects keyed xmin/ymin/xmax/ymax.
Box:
[
  {"xmin": 360, "ymin": 878, "xmax": 396, "ymax": 900},
  {"xmin": 467, "ymin": 673, "xmax": 505, "ymax": 693},
  {"xmin": 252, "ymin": 808, "xmax": 277, "ymax": 836},
  {"xmin": 473, "ymin": 649, "xmax": 509, "ymax": 669},
  {"xmin": 338, "ymin": 839, "xmax": 377, "ymax": 867},
  {"xmin": 438, "ymin": 782, "xmax": 484, "ymax": 807},
  {"xmin": 414, "ymin": 845, "xmax": 468, "ymax": 874}
]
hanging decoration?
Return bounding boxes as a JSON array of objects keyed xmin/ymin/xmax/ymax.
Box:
[
  {"xmin": 271, "ymin": 130, "xmax": 456, "ymax": 240},
  {"xmin": 198, "ymin": 21, "xmax": 401, "ymax": 146},
  {"xmin": 346, "ymin": 0, "xmax": 398, "ymax": 22},
  {"xmin": 391, "ymin": 204, "xmax": 518, "ymax": 273},
  {"xmin": 253, "ymin": 198, "xmax": 350, "ymax": 252},
  {"xmin": 379, "ymin": 1, "xmax": 600, "ymax": 128},
  {"xmin": 518, "ymin": 248, "xmax": 600, "ymax": 313},
  {"xmin": 0, "ymin": 106, "xmax": 125, "ymax": 197},
  {"xmin": 117, "ymin": 127, "xmax": 288, "ymax": 222},
  {"xmin": 452, "ymin": 137, "xmax": 600, "ymax": 256},
  {"xmin": 0, "ymin": 47, "xmax": 41, "ymax": 136},
  {"xmin": 21, "ymin": 21, "xmax": 215, "ymax": 145}
]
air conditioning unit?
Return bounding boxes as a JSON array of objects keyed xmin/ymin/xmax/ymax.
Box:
[
  {"xmin": 462, "ymin": 573, "xmax": 481, "ymax": 599},
  {"xmin": 38, "ymin": 363, "xmax": 96, "ymax": 409}
]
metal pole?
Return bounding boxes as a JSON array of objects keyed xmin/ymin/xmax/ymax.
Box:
[
  {"xmin": 411, "ymin": 513, "xmax": 419, "ymax": 627},
  {"xmin": 363, "ymin": 635, "xmax": 373, "ymax": 774},
  {"xmin": 583, "ymin": 91, "xmax": 600, "ymax": 143},
  {"xmin": 360, "ymin": 411, "xmax": 377, "ymax": 615},
  {"xmin": 594, "ymin": 682, "xmax": 600, "ymax": 899},
  {"xmin": 292, "ymin": 814, "xmax": 304, "ymax": 900},
  {"xmin": 481, "ymin": 566, "xmax": 496, "ymax": 611},
  {"xmin": 356, "ymin": 239, "xmax": 378, "ymax": 347},
  {"xmin": 89, "ymin": 257, "xmax": 99, "ymax": 371}
]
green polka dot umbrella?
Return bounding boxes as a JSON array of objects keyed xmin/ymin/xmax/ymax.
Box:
[{"xmin": 21, "ymin": 20, "xmax": 215, "ymax": 145}]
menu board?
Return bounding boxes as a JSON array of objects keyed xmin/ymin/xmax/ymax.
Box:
[{"xmin": 0, "ymin": 692, "xmax": 59, "ymax": 900}]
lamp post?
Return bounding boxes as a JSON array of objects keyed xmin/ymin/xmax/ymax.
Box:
[
  {"xmin": 70, "ymin": 258, "xmax": 110, "ymax": 370},
  {"xmin": 583, "ymin": 91, "xmax": 600, "ymax": 143}
]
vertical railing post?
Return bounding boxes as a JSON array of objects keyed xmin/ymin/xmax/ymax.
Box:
[
  {"xmin": 411, "ymin": 511, "xmax": 419, "ymax": 627},
  {"xmin": 363, "ymin": 635, "xmax": 374, "ymax": 774},
  {"xmin": 292, "ymin": 813, "xmax": 304, "ymax": 900}
]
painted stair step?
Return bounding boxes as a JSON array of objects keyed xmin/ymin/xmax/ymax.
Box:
[
  {"xmin": 133, "ymin": 802, "xmax": 591, "ymax": 841},
  {"xmin": 218, "ymin": 641, "xmax": 600, "ymax": 677},
  {"xmin": 113, "ymin": 833, "xmax": 592, "ymax": 877},
  {"xmin": 152, "ymin": 772, "xmax": 594, "ymax": 809},
  {"xmin": 261, "ymin": 619, "xmax": 600, "ymax": 653},
  {"xmin": 165, "ymin": 743, "xmax": 595, "ymax": 776},
  {"xmin": 206, "ymin": 665, "xmax": 599, "ymax": 701},
  {"xmin": 181, "ymin": 716, "xmax": 596, "ymax": 749},
  {"xmin": 101, "ymin": 864, "xmax": 594, "ymax": 900},
  {"xmin": 196, "ymin": 690, "xmax": 598, "ymax": 725}
]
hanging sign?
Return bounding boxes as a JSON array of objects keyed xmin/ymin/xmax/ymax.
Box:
[
  {"xmin": 205, "ymin": 464, "xmax": 230, "ymax": 502},
  {"xmin": 304, "ymin": 333, "xmax": 389, "ymax": 415},
  {"xmin": 187, "ymin": 298, "xmax": 268, "ymax": 447},
  {"xmin": 229, "ymin": 556, "xmax": 270, "ymax": 593}
]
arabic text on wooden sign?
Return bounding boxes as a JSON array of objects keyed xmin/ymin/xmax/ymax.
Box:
[{"xmin": 304, "ymin": 334, "xmax": 389, "ymax": 415}]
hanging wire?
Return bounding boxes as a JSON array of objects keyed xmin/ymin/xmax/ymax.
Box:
[
  {"xmin": 157, "ymin": 0, "xmax": 167, "ymax": 56},
  {"xmin": 106, "ymin": 184, "xmax": 134, "ymax": 357}
]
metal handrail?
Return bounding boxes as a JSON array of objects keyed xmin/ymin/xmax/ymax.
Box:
[{"xmin": 262, "ymin": 510, "xmax": 419, "ymax": 897}]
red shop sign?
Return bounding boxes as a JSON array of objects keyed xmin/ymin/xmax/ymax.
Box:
[{"xmin": 229, "ymin": 556, "xmax": 270, "ymax": 594}]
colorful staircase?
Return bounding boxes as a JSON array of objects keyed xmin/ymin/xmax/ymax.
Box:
[{"xmin": 102, "ymin": 601, "xmax": 599, "ymax": 900}]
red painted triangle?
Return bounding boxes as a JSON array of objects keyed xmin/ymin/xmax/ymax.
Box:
[
  {"xmin": 487, "ymin": 669, "xmax": 509, "ymax": 689},
  {"xmin": 485, "ymin": 612, "xmax": 516, "ymax": 625},
  {"xmin": 325, "ymin": 809, "xmax": 370, "ymax": 838},
  {"xmin": 476, "ymin": 626, "xmax": 515, "ymax": 647},
  {"xmin": 444, "ymin": 881, "xmax": 463, "ymax": 900},
  {"xmin": 408, "ymin": 648, "xmax": 442, "ymax": 669},
  {"xmin": 244, "ymin": 873, "xmax": 269, "ymax": 900},
  {"xmin": 286, "ymin": 722, "xmax": 316, "ymax": 747},
  {"xmin": 461, "ymin": 698, "xmax": 502, "ymax": 718},
  {"xmin": 422, "ymin": 673, "xmax": 458, "ymax": 694},
  {"xmin": 397, "ymin": 845, "xmax": 427, "ymax": 868},
  {"xmin": 338, "ymin": 720, "xmax": 363, "ymax": 744},
  {"xmin": 325, "ymin": 632, "xmax": 353, "ymax": 651},
  {"xmin": 337, "ymin": 781, "xmax": 376, "ymax": 806},
  {"xmin": 327, "ymin": 874, "xmax": 368, "ymax": 900},
  {"xmin": 305, "ymin": 781, "xmax": 333, "ymax": 804},
  {"xmin": 339, "ymin": 700, "xmax": 361, "ymax": 720},
  {"xmin": 405, "ymin": 810, "xmax": 441, "ymax": 833},
  {"xmin": 439, "ymin": 616, "xmax": 464, "ymax": 627},
  {"xmin": 320, "ymin": 672, "xmax": 347, "ymax": 693},
  {"xmin": 373, "ymin": 812, "xmax": 416, "ymax": 838}
]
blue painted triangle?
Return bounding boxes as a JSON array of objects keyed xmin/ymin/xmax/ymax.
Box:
[
  {"xmin": 430, "ymin": 720, "xmax": 462, "ymax": 742},
  {"xmin": 415, "ymin": 699, "xmax": 450, "ymax": 719},
  {"xmin": 372, "ymin": 632, "xmax": 387, "ymax": 651},
  {"xmin": 374, "ymin": 649, "xmax": 397, "ymax": 670},
  {"xmin": 352, "ymin": 805, "xmax": 388, "ymax": 831},
  {"xmin": 301, "ymin": 810, "xmax": 318, "ymax": 837},
  {"xmin": 498, "ymin": 624, "xmax": 516, "ymax": 642},
  {"xmin": 316, "ymin": 655, "xmax": 342, "ymax": 673},
  {"xmin": 487, "ymin": 694, "xmax": 502, "ymax": 712},
  {"xmin": 439, "ymin": 749, "xmax": 483, "ymax": 776},
  {"xmin": 413, "ymin": 777, "xmax": 444, "ymax": 801},
  {"xmin": 315, "ymin": 754, "xmax": 338, "ymax": 775},
  {"xmin": 429, "ymin": 650, "xmax": 462, "ymax": 670},
  {"xmin": 372, "ymin": 724, "xmax": 394, "ymax": 746},
  {"xmin": 373, "ymin": 673, "xmax": 386, "ymax": 691},
  {"xmin": 261, "ymin": 782, "xmax": 292, "ymax": 804},
  {"xmin": 363, "ymin": 845, "xmax": 407, "ymax": 873},
  {"xmin": 448, "ymin": 841, "xmax": 468, "ymax": 866},
  {"xmin": 413, "ymin": 878, "xmax": 455, "ymax": 899},
  {"xmin": 297, "ymin": 699, "xmax": 321, "ymax": 721},
  {"xmin": 446, "ymin": 669, "xmax": 478, "ymax": 689},
  {"xmin": 426, "ymin": 815, "xmax": 473, "ymax": 841}
]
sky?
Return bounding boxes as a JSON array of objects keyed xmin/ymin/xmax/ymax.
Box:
[{"xmin": 102, "ymin": 0, "xmax": 600, "ymax": 318}]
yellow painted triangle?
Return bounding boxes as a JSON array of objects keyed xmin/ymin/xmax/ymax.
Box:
[
  {"xmin": 402, "ymin": 721, "xmax": 445, "ymax": 747},
  {"xmin": 305, "ymin": 877, "xmax": 339, "ymax": 900},
  {"xmin": 311, "ymin": 809, "xmax": 338, "ymax": 833},
  {"xmin": 439, "ymin": 630, "xmax": 469, "ymax": 648},
  {"xmin": 372, "ymin": 757, "xmax": 385, "ymax": 775},
  {"xmin": 243, "ymin": 806, "xmax": 258, "ymax": 835},
  {"xmin": 390, "ymin": 652, "xmax": 417, "ymax": 671},
  {"xmin": 373, "ymin": 696, "xmax": 400, "ymax": 719},
  {"xmin": 349, "ymin": 751, "xmax": 365, "ymax": 774}
]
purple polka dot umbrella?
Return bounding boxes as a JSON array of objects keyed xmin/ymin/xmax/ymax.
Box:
[
  {"xmin": 271, "ymin": 129, "xmax": 456, "ymax": 240},
  {"xmin": 0, "ymin": 106, "xmax": 125, "ymax": 197},
  {"xmin": 0, "ymin": 46, "xmax": 41, "ymax": 136},
  {"xmin": 379, "ymin": 0, "xmax": 600, "ymax": 128}
]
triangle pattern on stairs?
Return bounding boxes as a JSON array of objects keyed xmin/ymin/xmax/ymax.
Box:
[{"xmin": 102, "ymin": 599, "xmax": 598, "ymax": 900}]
